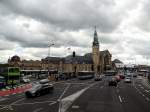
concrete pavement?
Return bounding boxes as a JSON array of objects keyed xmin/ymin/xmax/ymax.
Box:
[{"xmin": 0, "ymin": 77, "xmax": 150, "ymax": 112}]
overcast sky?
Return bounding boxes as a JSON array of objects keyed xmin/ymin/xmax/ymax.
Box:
[{"xmin": 0, "ymin": 0, "xmax": 150, "ymax": 65}]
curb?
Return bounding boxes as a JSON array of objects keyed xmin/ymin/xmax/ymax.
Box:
[{"xmin": 0, "ymin": 84, "xmax": 32, "ymax": 97}]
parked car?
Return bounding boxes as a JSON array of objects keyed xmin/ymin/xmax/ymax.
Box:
[
  {"xmin": 124, "ymin": 77, "xmax": 132, "ymax": 83},
  {"xmin": 25, "ymin": 82, "xmax": 54, "ymax": 98},
  {"xmin": 94, "ymin": 75, "xmax": 102, "ymax": 81},
  {"xmin": 108, "ymin": 77, "xmax": 117, "ymax": 86},
  {"xmin": 20, "ymin": 77, "xmax": 30, "ymax": 83}
]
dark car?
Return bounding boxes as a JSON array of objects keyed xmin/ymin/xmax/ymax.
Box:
[
  {"xmin": 119, "ymin": 74, "xmax": 125, "ymax": 79},
  {"xmin": 108, "ymin": 77, "xmax": 117, "ymax": 86},
  {"xmin": 25, "ymin": 83, "xmax": 53, "ymax": 98}
]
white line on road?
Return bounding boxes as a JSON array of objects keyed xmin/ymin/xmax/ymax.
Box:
[
  {"xmin": 48, "ymin": 101, "xmax": 57, "ymax": 106},
  {"xmin": 12, "ymin": 100, "xmax": 56, "ymax": 106},
  {"xmin": 145, "ymin": 90, "xmax": 149, "ymax": 93},
  {"xmin": 0, "ymin": 97, "xmax": 9, "ymax": 102},
  {"xmin": 145, "ymin": 97, "xmax": 150, "ymax": 101},
  {"xmin": 33, "ymin": 108, "xmax": 43, "ymax": 112},
  {"xmin": 140, "ymin": 86, "xmax": 144, "ymax": 89},
  {"xmin": 11, "ymin": 98, "xmax": 25, "ymax": 105},
  {"xmin": 72, "ymin": 105, "xmax": 79, "ymax": 109},
  {"xmin": 119, "ymin": 95, "xmax": 122, "ymax": 103},
  {"xmin": 58, "ymin": 82, "xmax": 99, "ymax": 112},
  {"xmin": 58, "ymin": 84, "xmax": 71, "ymax": 101},
  {"xmin": 0, "ymin": 98, "xmax": 25, "ymax": 110},
  {"xmin": 100, "ymin": 86, "xmax": 104, "ymax": 89},
  {"xmin": 65, "ymin": 82, "xmax": 90, "ymax": 85},
  {"xmin": 139, "ymin": 91, "xmax": 142, "ymax": 95}
]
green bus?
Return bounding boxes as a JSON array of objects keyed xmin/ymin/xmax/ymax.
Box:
[
  {"xmin": 8, "ymin": 67, "xmax": 20, "ymax": 76},
  {"xmin": 7, "ymin": 67, "xmax": 21, "ymax": 86},
  {"xmin": 0, "ymin": 67, "xmax": 20, "ymax": 88}
]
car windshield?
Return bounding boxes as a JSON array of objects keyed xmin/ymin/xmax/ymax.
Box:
[
  {"xmin": 31, "ymin": 84, "xmax": 41, "ymax": 91},
  {"xmin": 39, "ymin": 79, "xmax": 49, "ymax": 84}
]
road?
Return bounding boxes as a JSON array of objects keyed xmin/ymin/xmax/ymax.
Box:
[{"xmin": 0, "ymin": 76, "xmax": 150, "ymax": 112}]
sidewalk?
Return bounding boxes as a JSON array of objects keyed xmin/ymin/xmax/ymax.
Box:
[{"xmin": 0, "ymin": 84, "xmax": 32, "ymax": 97}]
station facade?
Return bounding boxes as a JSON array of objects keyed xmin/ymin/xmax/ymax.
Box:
[{"xmin": 8, "ymin": 28, "xmax": 112, "ymax": 74}]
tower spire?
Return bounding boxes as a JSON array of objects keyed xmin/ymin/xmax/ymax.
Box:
[{"xmin": 93, "ymin": 26, "xmax": 99, "ymax": 46}]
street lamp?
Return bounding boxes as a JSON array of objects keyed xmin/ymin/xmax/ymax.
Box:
[
  {"xmin": 48, "ymin": 43, "xmax": 54, "ymax": 57},
  {"xmin": 47, "ymin": 42, "xmax": 54, "ymax": 76}
]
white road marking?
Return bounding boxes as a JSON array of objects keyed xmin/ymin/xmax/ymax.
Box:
[
  {"xmin": 119, "ymin": 95, "xmax": 122, "ymax": 103},
  {"xmin": 72, "ymin": 105, "xmax": 79, "ymax": 109},
  {"xmin": 53, "ymin": 81, "xmax": 66, "ymax": 84},
  {"xmin": 65, "ymin": 82, "xmax": 89, "ymax": 85},
  {"xmin": 58, "ymin": 84, "xmax": 71, "ymax": 101},
  {"xmin": 48, "ymin": 101, "xmax": 57, "ymax": 106},
  {"xmin": 145, "ymin": 97, "xmax": 150, "ymax": 101},
  {"xmin": 0, "ymin": 97, "xmax": 9, "ymax": 102},
  {"xmin": 145, "ymin": 90, "xmax": 149, "ymax": 93},
  {"xmin": 33, "ymin": 108, "xmax": 43, "ymax": 112},
  {"xmin": 139, "ymin": 91, "xmax": 142, "ymax": 95},
  {"xmin": 59, "ymin": 87, "xmax": 88, "ymax": 112},
  {"xmin": 0, "ymin": 105, "xmax": 13, "ymax": 110},
  {"xmin": 11, "ymin": 98, "xmax": 25, "ymax": 105},
  {"xmin": 100, "ymin": 86, "xmax": 104, "ymax": 89},
  {"xmin": 12, "ymin": 100, "xmax": 56, "ymax": 106},
  {"xmin": 0, "ymin": 98, "xmax": 25, "ymax": 110},
  {"xmin": 58, "ymin": 82, "xmax": 98, "ymax": 112},
  {"xmin": 140, "ymin": 86, "xmax": 144, "ymax": 89}
]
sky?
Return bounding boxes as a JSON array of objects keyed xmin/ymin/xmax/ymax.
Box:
[{"xmin": 0, "ymin": 0, "xmax": 150, "ymax": 65}]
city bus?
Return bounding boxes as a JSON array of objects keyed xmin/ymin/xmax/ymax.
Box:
[
  {"xmin": 77, "ymin": 71, "xmax": 94, "ymax": 80},
  {"xmin": 138, "ymin": 70, "xmax": 149, "ymax": 76},
  {"xmin": 7, "ymin": 67, "xmax": 21, "ymax": 85}
]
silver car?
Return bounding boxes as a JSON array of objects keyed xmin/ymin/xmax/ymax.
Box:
[{"xmin": 124, "ymin": 77, "xmax": 132, "ymax": 83}]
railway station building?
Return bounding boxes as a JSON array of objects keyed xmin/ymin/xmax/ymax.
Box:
[{"xmin": 8, "ymin": 28, "xmax": 112, "ymax": 75}]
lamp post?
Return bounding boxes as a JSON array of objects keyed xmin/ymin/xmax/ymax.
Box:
[{"xmin": 47, "ymin": 42, "xmax": 54, "ymax": 76}]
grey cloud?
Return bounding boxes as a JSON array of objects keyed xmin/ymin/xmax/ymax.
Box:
[
  {"xmin": 100, "ymin": 34, "xmax": 121, "ymax": 44},
  {"xmin": 134, "ymin": 0, "xmax": 150, "ymax": 32},
  {"xmin": 127, "ymin": 39, "xmax": 150, "ymax": 57},
  {"xmin": 0, "ymin": 0, "xmax": 126, "ymax": 33},
  {"xmin": 0, "ymin": 35, "xmax": 15, "ymax": 50},
  {"xmin": 0, "ymin": 0, "xmax": 148, "ymax": 64}
]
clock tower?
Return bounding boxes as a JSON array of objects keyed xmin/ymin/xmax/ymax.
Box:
[{"xmin": 92, "ymin": 27, "xmax": 100, "ymax": 73}]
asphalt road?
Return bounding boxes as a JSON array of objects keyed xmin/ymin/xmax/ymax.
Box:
[{"xmin": 0, "ymin": 76, "xmax": 150, "ymax": 112}]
